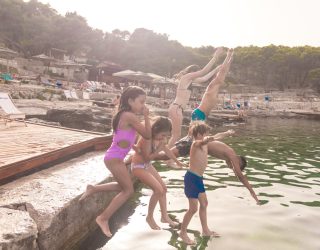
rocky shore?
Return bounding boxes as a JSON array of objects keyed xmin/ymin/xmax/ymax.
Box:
[{"xmin": 0, "ymin": 83, "xmax": 317, "ymax": 131}]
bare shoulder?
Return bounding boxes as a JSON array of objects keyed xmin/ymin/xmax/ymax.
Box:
[
  {"xmin": 122, "ymin": 111, "xmax": 139, "ymax": 122},
  {"xmin": 118, "ymin": 111, "xmax": 139, "ymax": 129}
]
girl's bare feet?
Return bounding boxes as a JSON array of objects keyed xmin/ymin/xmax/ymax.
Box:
[
  {"xmin": 146, "ymin": 216, "xmax": 161, "ymax": 230},
  {"xmin": 179, "ymin": 231, "xmax": 195, "ymax": 245},
  {"xmin": 96, "ymin": 216, "xmax": 112, "ymax": 237},
  {"xmin": 161, "ymin": 216, "xmax": 179, "ymax": 227},
  {"xmin": 79, "ymin": 184, "xmax": 94, "ymax": 201},
  {"xmin": 202, "ymin": 230, "xmax": 220, "ymax": 237}
]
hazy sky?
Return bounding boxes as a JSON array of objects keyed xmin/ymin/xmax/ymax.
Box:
[{"xmin": 37, "ymin": 0, "xmax": 320, "ymax": 48}]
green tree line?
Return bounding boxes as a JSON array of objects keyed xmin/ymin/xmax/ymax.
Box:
[{"xmin": 1, "ymin": 0, "xmax": 319, "ymax": 92}]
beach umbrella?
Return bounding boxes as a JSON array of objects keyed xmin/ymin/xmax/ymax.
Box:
[
  {"xmin": 0, "ymin": 47, "xmax": 18, "ymax": 73},
  {"xmin": 113, "ymin": 70, "xmax": 155, "ymax": 82},
  {"xmin": 152, "ymin": 76, "xmax": 175, "ymax": 85}
]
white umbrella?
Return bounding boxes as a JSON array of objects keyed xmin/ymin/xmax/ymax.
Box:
[{"xmin": 113, "ymin": 70, "xmax": 155, "ymax": 82}]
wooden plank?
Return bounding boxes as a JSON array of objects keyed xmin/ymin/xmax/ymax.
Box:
[
  {"xmin": 0, "ymin": 136, "xmax": 111, "ymax": 180},
  {"xmin": 0, "ymin": 123, "xmax": 112, "ymax": 181}
]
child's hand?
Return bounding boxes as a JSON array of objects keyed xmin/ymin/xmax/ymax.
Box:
[
  {"xmin": 204, "ymin": 136, "xmax": 215, "ymax": 143},
  {"xmin": 176, "ymin": 161, "xmax": 188, "ymax": 169},
  {"xmin": 132, "ymin": 145, "xmax": 141, "ymax": 154},
  {"xmin": 154, "ymin": 140, "xmax": 166, "ymax": 153},
  {"xmin": 182, "ymin": 162, "xmax": 189, "ymax": 168},
  {"xmin": 143, "ymin": 106, "xmax": 149, "ymax": 117},
  {"xmin": 227, "ymin": 129, "xmax": 235, "ymax": 136},
  {"xmin": 250, "ymin": 191, "xmax": 260, "ymax": 205}
]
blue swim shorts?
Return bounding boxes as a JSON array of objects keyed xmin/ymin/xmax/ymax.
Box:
[
  {"xmin": 191, "ymin": 108, "xmax": 206, "ymax": 121},
  {"xmin": 184, "ymin": 170, "xmax": 205, "ymax": 198}
]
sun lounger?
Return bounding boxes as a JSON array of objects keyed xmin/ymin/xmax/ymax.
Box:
[
  {"xmin": 63, "ymin": 90, "xmax": 73, "ymax": 100},
  {"xmin": 0, "ymin": 92, "xmax": 26, "ymax": 126},
  {"xmin": 82, "ymin": 91, "xmax": 91, "ymax": 100},
  {"xmin": 70, "ymin": 89, "xmax": 79, "ymax": 99}
]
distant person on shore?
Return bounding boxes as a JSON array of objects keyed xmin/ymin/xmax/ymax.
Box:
[
  {"xmin": 112, "ymin": 94, "xmax": 120, "ymax": 107},
  {"xmin": 79, "ymin": 86, "xmax": 152, "ymax": 237},
  {"xmin": 179, "ymin": 122, "xmax": 221, "ymax": 245},
  {"xmin": 131, "ymin": 116, "xmax": 187, "ymax": 230}
]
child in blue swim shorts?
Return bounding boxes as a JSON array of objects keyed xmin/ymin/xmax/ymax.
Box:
[{"xmin": 179, "ymin": 121, "xmax": 220, "ymax": 245}]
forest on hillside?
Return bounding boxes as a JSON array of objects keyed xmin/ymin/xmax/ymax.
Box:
[{"xmin": 0, "ymin": 0, "xmax": 320, "ymax": 92}]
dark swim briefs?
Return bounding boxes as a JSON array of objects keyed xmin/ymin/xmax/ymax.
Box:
[
  {"xmin": 184, "ymin": 170, "xmax": 205, "ymax": 199},
  {"xmin": 175, "ymin": 136, "xmax": 193, "ymax": 157}
]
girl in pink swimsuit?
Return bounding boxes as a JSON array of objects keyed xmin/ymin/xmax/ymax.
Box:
[
  {"xmin": 131, "ymin": 116, "xmax": 187, "ymax": 230},
  {"xmin": 80, "ymin": 86, "xmax": 151, "ymax": 237}
]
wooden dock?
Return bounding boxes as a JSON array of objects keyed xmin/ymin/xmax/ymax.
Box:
[{"xmin": 0, "ymin": 122, "xmax": 112, "ymax": 181}]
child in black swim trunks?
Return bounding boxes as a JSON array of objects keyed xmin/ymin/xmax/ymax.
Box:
[{"xmin": 179, "ymin": 122, "xmax": 220, "ymax": 245}]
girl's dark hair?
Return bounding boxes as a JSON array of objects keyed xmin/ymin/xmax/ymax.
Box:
[
  {"xmin": 239, "ymin": 155, "xmax": 247, "ymax": 171},
  {"xmin": 151, "ymin": 116, "xmax": 172, "ymax": 137},
  {"xmin": 112, "ymin": 86, "xmax": 146, "ymax": 132}
]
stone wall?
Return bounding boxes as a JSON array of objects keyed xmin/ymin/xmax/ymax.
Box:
[{"xmin": 0, "ymin": 151, "xmax": 133, "ymax": 250}]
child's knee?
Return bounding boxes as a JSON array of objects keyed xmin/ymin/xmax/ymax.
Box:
[
  {"xmin": 189, "ymin": 206, "xmax": 198, "ymax": 214},
  {"xmin": 161, "ymin": 185, "xmax": 168, "ymax": 194},
  {"xmin": 200, "ymin": 200, "xmax": 208, "ymax": 208},
  {"xmin": 154, "ymin": 187, "xmax": 165, "ymax": 196}
]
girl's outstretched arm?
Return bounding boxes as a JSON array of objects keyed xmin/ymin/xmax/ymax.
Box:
[
  {"xmin": 228, "ymin": 157, "xmax": 260, "ymax": 205},
  {"xmin": 162, "ymin": 145, "xmax": 188, "ymax": 168},
  {"xmin": 213, "ymin": 129, "xmax": 235, "ymax": 141}
]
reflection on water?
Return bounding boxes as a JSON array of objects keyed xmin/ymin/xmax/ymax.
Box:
[{"xmin": 81, "ymin": 118, "xmax": 320, "ymax": 250}]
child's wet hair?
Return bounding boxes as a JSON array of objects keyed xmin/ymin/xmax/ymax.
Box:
[
  {"xmin": 239, "ymin": 155, "xmax": 247, "ymax": 171},
  {"xmin": 112, "ymin": 86, "xmax": 146, "ymax": 132},
  {"xmin": 151, "ymin": 116, "xmax": 172, "ymax": 137},
  {"xmin": 190, "ymin": 121, "xmax": 211, "ymax": 138}
]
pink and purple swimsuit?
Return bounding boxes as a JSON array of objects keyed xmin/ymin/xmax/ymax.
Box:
[{"xmin": 104, "ymin": 123, "xmax": 136, "ymax": 161}]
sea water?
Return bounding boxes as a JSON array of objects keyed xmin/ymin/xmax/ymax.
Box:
[{"xmin": 81, "ymin": 117, "xmax": 320, "ymax": 250}]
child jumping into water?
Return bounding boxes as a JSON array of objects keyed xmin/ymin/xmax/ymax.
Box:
[
  {"xmin": 80, "ymin": 86, "xmax": 151, "ymax": 237},
  {"xmin": 179, "ymin": 122, "xmax": 220, "ymax": 245},
  {"xmin": 131, "ymin": 116, "xmax": 187, "ymax": 230}
]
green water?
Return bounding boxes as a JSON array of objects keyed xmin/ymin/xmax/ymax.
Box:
[{"xmin": 82, "ymin": 117, "xmax": 320, "ymax": 250}]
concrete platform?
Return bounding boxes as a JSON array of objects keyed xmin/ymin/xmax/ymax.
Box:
[{"xmin": 0, "ymin": 151, "xmax": 122, "ymax": 250}]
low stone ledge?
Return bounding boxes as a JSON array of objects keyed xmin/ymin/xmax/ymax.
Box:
[
  {"xmin": 0, "ymin": 207, "xmax": 38, "ymax": 250},
  {"xmin": 0, "ymin": 151, "xmax": 125, "ymax": 250}
]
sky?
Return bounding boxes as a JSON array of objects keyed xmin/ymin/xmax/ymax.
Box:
[{"xmin": 37, "ymin": 0, "xmax": 320, "ymax": 48}]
